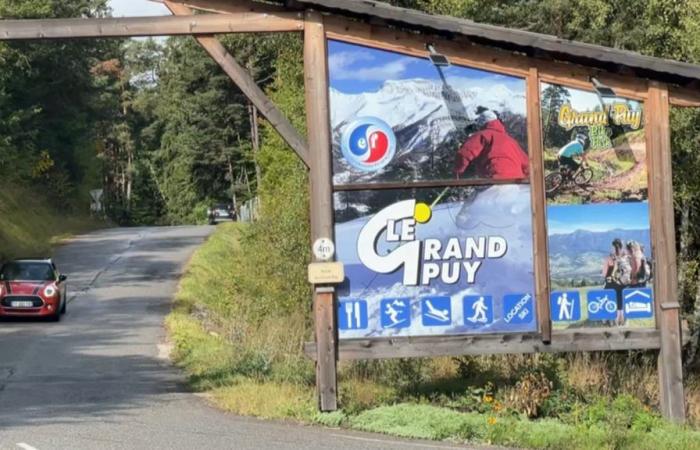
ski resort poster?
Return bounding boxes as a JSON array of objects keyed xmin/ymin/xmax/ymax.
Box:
[
  {"xmin": 541, "ymin": 83, "xmax": 654, "ymax": 327},
  {"xmin": 334, "ymin": 185, "xmax": 537, "ymax": 339},
  {"xmin": 327, "ymin": 40, "xmax": 529, "ymax": 186}
]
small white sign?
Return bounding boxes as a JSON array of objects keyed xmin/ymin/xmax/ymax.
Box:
[
  {"xmin": 90, "ymin": 189, "xmax": 104, "ymax": 202},
  {"xmin": 312, "ymin": 238, "xmax": 335, "ymax": 261}
]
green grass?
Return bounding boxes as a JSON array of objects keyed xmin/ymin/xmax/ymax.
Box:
[
  {"xmin": 346, "ymin": 403, "xmax": 700, "ymax": 450},
  {"xmin": 0, "ymin": 183, "xmax": 104, "ymax": 261},
  {"xmin": 167, "ymin": 223, "xmax": 700, "ymax": 449}
]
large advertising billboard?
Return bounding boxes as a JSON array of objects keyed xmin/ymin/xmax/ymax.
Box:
[
  {"xmin": 541, "ymin": 83, "xmax": 654, "ymax": 327},
  {"xmin": 329, "ymin": 40, "xmax": 536, "ymax": 339}
]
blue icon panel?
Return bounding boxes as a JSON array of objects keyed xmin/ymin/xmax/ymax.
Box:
[
  {"xmin": 463, "ymin": 295, "xmax": 493, "ymax": 327},
  {"xmin": 586, "ymin": 289, "xmax": 618, "ymax": 321},
  {"xmin": 338, "ymin": 300, "xmax": 368, "ymax": 330},
  {"xmin": 503, "ymin": 293, "xmax": 534, "ymax": 324},
  {"xmin": 421, "ymin": 297, "xmax": 452, "ymax": 326},
  {"xmin": 380, "ymin": 298, "xmax": 411, "ymax": 329},
  {"xmin": 623, "ymin": 288, "xmax": 654, "ymax": 319},
  {"xmin": 550, "ymin": 291, "xmax": 581, "ymax": 322}
]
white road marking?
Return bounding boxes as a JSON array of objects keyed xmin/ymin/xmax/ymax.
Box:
[{"xmin": 17, "ymin": 443, "xmax": 39, "ymax": 450}]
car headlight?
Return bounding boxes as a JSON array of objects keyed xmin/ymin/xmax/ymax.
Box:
[{"xmin": 43, "ymin": 285, "xmax": 57, "ymax": 297}]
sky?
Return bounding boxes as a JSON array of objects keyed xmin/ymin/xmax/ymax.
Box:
[
  {"xmin": 108, "ymin": 0, "xmax": 169, "ymax": 17},
  {"xmin": 328, "ymin": 39, "xmax": 526, "ymax": 95},
  {"xmin": 541, "ymin": 82, "xmax": 642, "ymax": 112},
  {"xmin": 547, "ymin": 202, "xmax": 650, "ymax": 235}
]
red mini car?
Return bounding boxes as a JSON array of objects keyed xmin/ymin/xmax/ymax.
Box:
[{"xmin": 0, "ymin": 258, "xmax": 67, "ymax": 321}]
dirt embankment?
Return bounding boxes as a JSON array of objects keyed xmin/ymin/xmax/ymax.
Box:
[{"xmin": 590, "ymin": 141, "xmax": 646, "ymax": 191}]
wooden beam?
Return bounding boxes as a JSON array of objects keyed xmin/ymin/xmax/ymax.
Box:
[
  {"xmin": 646, "ymin": 81, "xmax": 686, "ymax": 424},
  {"xmin": 304, "ymin": 10, "xmax": 338, "ymax": 412},
  {"xmin": 526, "ymin": 67, "xmax": 552, "ymax": 343},
  {"xmin": 304, "ymin": 327, "xmax": 690, "ymax": 360},
  {"xmin": 334, "ymin": 177, "xmax": 527, "ymax": 192},
  {"xmin": 323, "ymin": 15, "xmax": 650, "ymax": 101},
  {"xmin": 164, "ymin": 1, "xmax": 310, "ymax": 168},
  {"xmin": 153, "ymin": 0, "xmax": 288, "ymax": 14},
  {"xmin": 669, "ymin": 85, "xmax": 700, "ymax": 108},
  {"xmin": 0, "ymin": 12, "xmax": 303, "ymax": 40}
]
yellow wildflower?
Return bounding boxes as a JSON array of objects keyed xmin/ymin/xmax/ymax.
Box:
[
  {"xmin": 483, "ymin": 394, "xmax": 493, "ymax": 403},
  {"xmin": 487, "ymin": 416, "xmax": 497, "ymax": 426}
]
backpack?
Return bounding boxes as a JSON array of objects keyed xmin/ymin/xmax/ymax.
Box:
[{"xmin": 638, "ymin": 258, "xmax": 653, "ymax": 283}]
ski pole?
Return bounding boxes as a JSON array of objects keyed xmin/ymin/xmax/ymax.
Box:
[{"xmin": 431, "ymin": 187, "xmax": 450, "ymax": 208}]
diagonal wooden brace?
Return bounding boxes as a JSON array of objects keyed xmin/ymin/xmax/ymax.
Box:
[{"xmin": 164, "ymin": 1, "xmax": 311, "ymax": 168}]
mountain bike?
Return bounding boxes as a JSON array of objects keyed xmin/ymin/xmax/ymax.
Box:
[{"xmin": 545, "ymin": 159, "xmax": 594, "ymax": 195}]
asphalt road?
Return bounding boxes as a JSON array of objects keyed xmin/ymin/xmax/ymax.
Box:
[{"xmin": 0, "ymin": 227, "xmax": 477, "ymax": 450}]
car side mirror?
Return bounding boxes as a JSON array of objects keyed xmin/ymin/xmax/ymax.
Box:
[{"xmin": 58, "ymin": 274, "xmax": 67, "ymax": 282}]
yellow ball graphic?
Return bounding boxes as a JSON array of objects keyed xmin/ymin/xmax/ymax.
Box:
[{"xmin": 414, "ymin": 202, "xmax": 432, "ymax": 223}]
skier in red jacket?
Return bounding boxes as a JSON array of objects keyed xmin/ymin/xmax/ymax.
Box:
[{"xmin": 454, "ymin": 108, "xmax": 530, "ymax": 179}]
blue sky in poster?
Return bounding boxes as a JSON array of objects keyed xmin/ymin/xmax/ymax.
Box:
[
  {"xmin": 328, "ymin": 39, "xmax": 524, "ymax": 94},
  {"xmin": 547, "ymin": 202, "xmax": 649, "ymax": 235}
]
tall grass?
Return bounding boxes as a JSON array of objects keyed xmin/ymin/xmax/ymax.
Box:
[{"xmin": 0, "ymin": 183, "xmax": 103, "ymax": 261}]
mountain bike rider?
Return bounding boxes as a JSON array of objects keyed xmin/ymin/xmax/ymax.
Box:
[{"xmin": 557, "ymin": 133, "xmax": 590, "ymax": 176}]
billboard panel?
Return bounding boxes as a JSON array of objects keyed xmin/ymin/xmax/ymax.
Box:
[
  {"xmin": 328, "ymin": 40, "xmax": 529, "ymax": 185},
  {"xmin": 334, "ymin": 185, "xmax": 537, "ymax": 338},
  {"xmin": 541, "ymin": 83, "xmax": 654, "ymax": 327}
]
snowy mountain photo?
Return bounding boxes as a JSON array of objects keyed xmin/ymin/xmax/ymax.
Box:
[{"xmin": 328, "ymin": 40, "xmax": 528, "ymax": 185}]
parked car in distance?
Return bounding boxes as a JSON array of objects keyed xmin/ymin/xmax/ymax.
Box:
[
  {"xmin": 0, "ymin": 258, "xmax": 67, "ymax": 321},
  {"xmin": 207, "ymin": 203, "xmax": 235, "ymax": 224}
]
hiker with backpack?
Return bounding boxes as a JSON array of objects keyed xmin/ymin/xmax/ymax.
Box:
[
  {"xmin": 602, "ymin": 238, "xmax": 632, "ymax": 326},
  {"xmin": 627, "ymin": 240, "xmax": 652, "ymax": 287}
]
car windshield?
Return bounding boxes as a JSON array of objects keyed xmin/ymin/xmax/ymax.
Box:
[
  {"xmin": 0, "ymin": 262, "xmax": 55, "ymax": 281},
  {"xmin": 215, "ymin": 204, "xmax": 229, "ymax": 210}
]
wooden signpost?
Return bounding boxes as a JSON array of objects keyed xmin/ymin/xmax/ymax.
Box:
[{"xmin": 0, "ymin": 0, "xmax": 698, "ymax": 421}]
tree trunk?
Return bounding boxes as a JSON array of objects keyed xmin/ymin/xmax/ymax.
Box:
[
  {"xmin": 689, "ymin": 274, "xmax": 700, "ymax": 369},
  {"xmin": 228, "ymin": 157, "xmax": 237, "ymax": 214},
  {"xmin": 126, "ymin": 150, "xmax": 133, "ymax": 213},
  {"xmin": 249, "ymin": 103, "xmax": 262, "ymax": 190}
]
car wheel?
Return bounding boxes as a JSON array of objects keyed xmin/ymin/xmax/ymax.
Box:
[
  {"xmin": 50, "ymin": 310, "xmax": 61, "ymax": 322},
  {"xmin": 60, "ymin": 297, "xmax": 66, "ymax": 314}
]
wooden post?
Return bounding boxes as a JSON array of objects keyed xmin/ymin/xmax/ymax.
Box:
[
  {"xmin": 646, "ymin": 81, "xmax": 685, "ymax": 423},
  {"xmin": 527, "ymin": 68, "xmax": 552, "ymax": 343},
  {"xmin": 304, "ymin": 10, "xmax": 338, "ymax": 411}
]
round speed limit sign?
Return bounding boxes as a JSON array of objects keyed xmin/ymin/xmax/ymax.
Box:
[{"xmin": 312, "ymin": 238, "xmax": 335, "ymax": 261}]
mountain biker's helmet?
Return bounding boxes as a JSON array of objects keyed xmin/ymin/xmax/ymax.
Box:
[{"xmin": 575, "ymin": 133, "xmax": 590, "ymax": 149}]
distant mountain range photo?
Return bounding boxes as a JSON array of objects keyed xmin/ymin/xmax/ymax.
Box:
[{"xmin": 548, "ymin": 228, "xmax": 651, "ymax": 286}]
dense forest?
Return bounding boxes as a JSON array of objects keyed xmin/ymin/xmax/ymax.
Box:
[
  {"xmin": 2, "ymin": 0, "xmax": 700, "ymax": 365},
  {"xmin": 0, "ymin": 0, "xmax": 269, "ymax": 225}
]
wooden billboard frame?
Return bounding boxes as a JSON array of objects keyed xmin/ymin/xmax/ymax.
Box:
[{"xmin": 0, "ymin": 0, "xmax": 693, "ymax": 422}]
